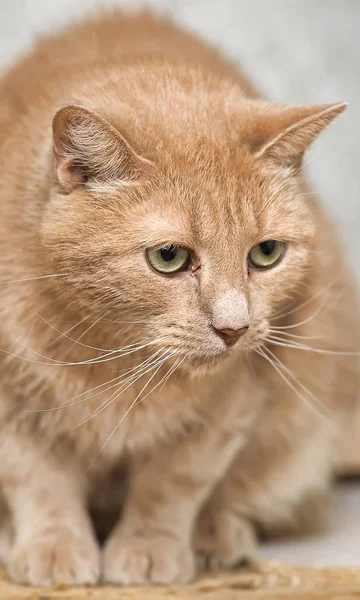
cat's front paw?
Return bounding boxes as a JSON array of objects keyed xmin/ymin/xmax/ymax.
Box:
[
  {"xmin": 195, "ymin": 506, "xmax": 257, "ymax": 571},
  {"xmin": 103, "ymin": 531, "xmax": 195, "ymax": 585},
  {"xmin": 9, "ymin": 529, "xmax": 100, "ymax": 587}
]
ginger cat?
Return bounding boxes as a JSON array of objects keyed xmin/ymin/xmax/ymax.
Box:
[{"xmin": 0, "ymin": 10, "xmax": 358, "ymax": 588}]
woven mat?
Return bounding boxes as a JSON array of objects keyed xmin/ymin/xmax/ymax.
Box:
[{"xmin": 1, "ymin": 560, "xmax": 359, "ymax": 600}]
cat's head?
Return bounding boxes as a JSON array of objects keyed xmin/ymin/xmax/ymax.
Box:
[{"xmin": 43, "ymin": 98, "xmax": 346, "ymax": 373}]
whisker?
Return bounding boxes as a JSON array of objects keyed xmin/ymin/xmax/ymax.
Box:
[
  {"xmin": 17, "ymin": 339, "xmax": 161, "ymax": 367},
  {"xmin": 270, "ymin": 289, "xmax": 344, "ymax": 331},
  {"xmin": 264, "ymin": 347, "xmax": 335, "ymax": 420},
  {"xmin": 267, "ymin": 336, "xmax": 360, "ymax": 357},
  {"xmin": 111, "ymin": 354, "xmax": 183, "ymax": 420},
  {"xmin": 268, "ymin": 329, "xmax": 322, "ymax": 341},
  {"xmin": 5, "ymin": 338, "xmax": 161, "ymax": 369},
  {"xmin": 72, "ymin": 350, "xmax": 174, "ymax": 428},
  {"xmin": 256, "ymin": 347, "xmax": 332, "ymax": 421},
  {"xmin": 38, "ymin": 313, "xmax": 110, "ymax": 354},
  {"xmin": 106, "ymin": 355, "xmax": 185, "ymax": 437},
  {"xmin": 0, "ymin": 273, "xmax": 68, "ymax": 284},
  {"xmin": 25, "ymin": 349, "xmax": 165, "ymax": 413},
  {"xmin": 271, "ymin": 276, "xmax": 341, "ymax": 320},
  {"xmin": 42, "ymin": 313, "xmax": 96, "ymax": 351},
  {"xmin": 156, "ymin": 355, "xmax": 184, "ymax": 395},
  {"xmin": 274, "ymin": 156, "xmax": 317, "ymax": 196},
  {"xmin": 101, "ymin": 319, "xmax": 164, "ymax": 326},
  {"xmin": 61, "ymin": 315, "xmax": 105, "ymax": 357},
  {"xmin": 76, "ymin": 350, "xmax": 168, "ymax": 413},
  {"xmin": 84, "ymin": 353, "xmax": 176, "ymax": 473}
]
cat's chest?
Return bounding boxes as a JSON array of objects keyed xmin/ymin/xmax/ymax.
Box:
[
  {"xmin": 52, "ymin": 356, "xmax": 260, "ymax": 471},
  {"xmin": 58, "ymin": 366, "xmax": 208, "ymax": 467}
]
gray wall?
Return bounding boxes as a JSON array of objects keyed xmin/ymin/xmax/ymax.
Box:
[{"xmin": 1, "ymin": 0, "xmax": 359, "ymax": 282}]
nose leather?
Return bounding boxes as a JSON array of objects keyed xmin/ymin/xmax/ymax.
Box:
[{"xmin": 213, "ymin": 325, "xmax": 249, "ymax": 346}]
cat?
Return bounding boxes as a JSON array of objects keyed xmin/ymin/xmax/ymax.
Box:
[{"xmin": 0, "ymin": 9, "xmax": 358, "ymax": 588}]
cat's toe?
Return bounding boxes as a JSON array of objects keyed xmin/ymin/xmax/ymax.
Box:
[
  {"xmin": 103, "ymin": 532, "xmax": 195, "ymax": 585},
  {"xmin": 8, "ymin": 530, "xmax": 100, "ymax": 587},
  {"xmin": 195, "ymin": 507, "xmax": 257, "ymax": 571}
]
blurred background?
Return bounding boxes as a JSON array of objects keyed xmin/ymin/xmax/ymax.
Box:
[{"xmin": 0, "ymin": 0, "xmax": 359, "ymax": 567}]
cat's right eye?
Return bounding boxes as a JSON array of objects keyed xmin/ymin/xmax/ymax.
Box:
[
  {"xmin": 248, "ymin": 240, "xmax": 285, "ymax": 270},
  {"xmin": 146, "ymin": 245, "xmax": 190, "ymax": 275}
]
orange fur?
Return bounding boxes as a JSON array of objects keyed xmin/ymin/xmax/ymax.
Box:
[{"xmin": 0, "ymin": 10, "xmax": 358, "ymax": 587}]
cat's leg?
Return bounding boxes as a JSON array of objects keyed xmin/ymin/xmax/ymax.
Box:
[
  {"xmin": 195, "ymin": 497, "xmax": 257, "ymax": 571},
  {"xmin": 0, "ymin": 432, "xmax": 100, "ymax": 587},
  {"xmin": 194, "ymin": 423, "xmax": 334, "ymax": 570},
  {"xmin": 103, "ymin": 424, "xmax": 245, "ymax": 585}
]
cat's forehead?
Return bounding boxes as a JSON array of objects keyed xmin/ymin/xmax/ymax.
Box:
[{"xmin": 137, "ymin": 159, "xmax": 288, "ymax": 251}]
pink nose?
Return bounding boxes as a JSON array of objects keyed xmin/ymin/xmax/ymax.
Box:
[{"xmin": 212, "ymin": 326, "xmax": 249, "ymax": 347}]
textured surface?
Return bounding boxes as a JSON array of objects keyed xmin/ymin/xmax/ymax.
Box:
[
  {"xmin": 0, "ymin": 559, "xmax": 359, "ymax": 599},
  {"xmin": 0, "ymin": 0, "xmax": 359, "ymax": 571}
]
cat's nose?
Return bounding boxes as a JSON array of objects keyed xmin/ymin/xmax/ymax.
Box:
[{"xmin": 212, "ymin": 325, "xmax": 249, "ymax": 346}]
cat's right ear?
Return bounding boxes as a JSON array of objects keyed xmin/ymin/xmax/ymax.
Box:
[
  {"xmin": 52, "ymin": 104, "xmax": 150, "ymax": 192},
  {"xmin": 251, "ymin": 102, "xmax": 347, "ymax": 167}
]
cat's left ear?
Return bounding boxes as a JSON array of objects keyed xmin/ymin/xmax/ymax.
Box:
[
  {"xmin": 52, "ymin": 104, "xmax": 150, "ymax": 192},
  {"xmin": 253, "ymin": 102, "xmax": 347, "ymax": 167}
]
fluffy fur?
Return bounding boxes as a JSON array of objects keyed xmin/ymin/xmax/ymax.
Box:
[{"xmin": 0, "ymin": 10, "xmax": 358, "ymax": 587}]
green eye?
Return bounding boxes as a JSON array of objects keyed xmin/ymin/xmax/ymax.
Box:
[
  {"xmin": 248, "ymin": 240, "xmax": 285, "ymax": 269},
  {"xmin": 146, "ymin": 244, "xmax": 190, "ymax": 274}
]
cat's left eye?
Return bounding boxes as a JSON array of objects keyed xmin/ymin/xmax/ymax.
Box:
[
  {"xmin": 146, "ymin": 245, "xmax": 190, "ymax": 274},
  {"xmin": 248, "ymin": 240, "xmax": 285, "ymax": 269}
]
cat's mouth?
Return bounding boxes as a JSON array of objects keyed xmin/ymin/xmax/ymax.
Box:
[
  {"xmin": 184, "ymin": 336, "xmax": 258, "ymax": 373},
  {"xmin": 188, "ymin": 348, "xmax": 233, "ymax": 369}
]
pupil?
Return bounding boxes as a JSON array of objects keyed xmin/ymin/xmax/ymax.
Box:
[
  {"xmin": 260, "ymin": 240, "xmax": 276, "ymax": 256},
  {"xmin": 160, "ymin": 245, "xmax": 177, "ymax": 262}
]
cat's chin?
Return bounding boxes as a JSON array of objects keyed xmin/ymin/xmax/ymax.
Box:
[{"xmin": 185, "ymin": 350, "xmax": 235, "ymax": 379}]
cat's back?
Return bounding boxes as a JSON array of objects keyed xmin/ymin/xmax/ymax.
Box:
[{"xmin": 0, "ymin": 10, "xmax": 255, "ymax": 134}]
